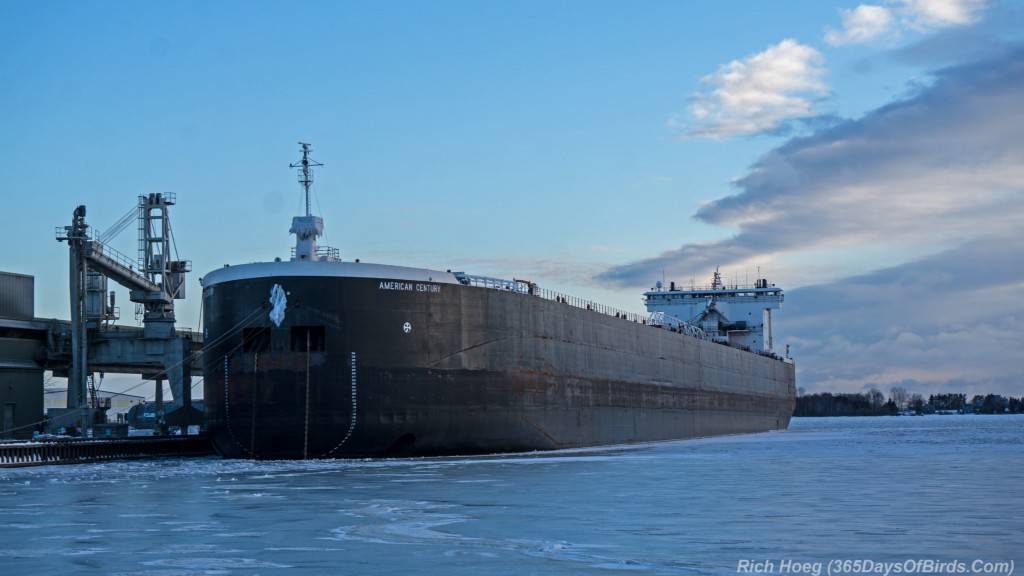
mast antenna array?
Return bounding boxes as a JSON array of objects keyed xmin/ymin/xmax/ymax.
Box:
[
  {"xmin": 290, "ymin": 142, "xmax": 323, "ymax": 217},
  {"xmin": 287, "ymin": 142, "xmax": 337, "ymax": 262}
]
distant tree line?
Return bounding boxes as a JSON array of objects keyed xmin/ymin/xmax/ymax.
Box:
[
  {"xmin": 794, "ymin": 386, "xmax": 1024, "ymax": 417},
  {"xmin": 794, "ymin": 390, "xmax": 892, "ymax": 417}
]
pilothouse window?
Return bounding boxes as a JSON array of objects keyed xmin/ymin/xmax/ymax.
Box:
[{"xmin": 291, "ymin": 326, "xmax": 326, "ymax": 352}]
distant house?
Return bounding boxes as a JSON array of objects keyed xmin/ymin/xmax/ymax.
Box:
[
  {"xmin": 967, "ymin": 394, "xmax": 1010, "ymax": 414},
  {"xmin": 982, "ymin": 395, "xmax": 1009, "ymax": 414}
]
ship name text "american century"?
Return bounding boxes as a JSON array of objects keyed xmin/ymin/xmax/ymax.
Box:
[{"xmin": 379, "ymin": 281, "xmax": 441, "ymax": 293}]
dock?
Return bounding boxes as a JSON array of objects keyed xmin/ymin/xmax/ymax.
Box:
[{"xmin": 0, "ymin": 435, "xmax": 214, "ymax": 468}]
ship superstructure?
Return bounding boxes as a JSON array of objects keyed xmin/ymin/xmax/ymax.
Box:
[{"xmin": 644, "ymin": 268, "xmax": 784, "ymax": 354}]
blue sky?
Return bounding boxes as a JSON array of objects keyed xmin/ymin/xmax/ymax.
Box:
[{"xmin": 2, "ymin": 0, "xmax": 1021, "ymax": 399}]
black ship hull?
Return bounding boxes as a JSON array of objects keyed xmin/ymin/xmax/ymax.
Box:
[{"xmin": 201, "ymin": 264, "xmax": 795, "ymax": 459}]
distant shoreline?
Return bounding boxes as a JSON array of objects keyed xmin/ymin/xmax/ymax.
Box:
[{"xmin": 793, "ymin": 391, "xmax": 1022, "ymax": 417}]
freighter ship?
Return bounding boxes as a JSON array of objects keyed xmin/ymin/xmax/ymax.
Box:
[{"xmin": 200, "ymin": 144, "xmax": 796, "ymax": 459}]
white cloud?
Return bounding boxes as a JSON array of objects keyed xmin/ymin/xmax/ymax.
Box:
[
  {"xmin": 677, "ymin": 2, "xmax": 992, "ymax": 137},
  {"xmin": 823, "ymin": 1, "xmax": 989, "ymax": 47},
  {"xmin": 896, "ymin": 0, "xmax": 988, "ymax": 29},
  {"xmin": 674, "ymin": 39, "xmax": 827, "ymax": 139},
  {"xmin": 826, "ymin": 5, "xmax": 897, "ymax": 46}
]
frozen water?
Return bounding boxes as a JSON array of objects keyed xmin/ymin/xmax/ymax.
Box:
[{"xmin": 1, "ymin": 414, "xmax": 1020, "ymax": 575}]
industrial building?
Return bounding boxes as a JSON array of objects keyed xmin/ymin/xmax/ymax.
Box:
[{"xmin": 0, "ymin": 272, "xmax": 44, "ymax": 439}]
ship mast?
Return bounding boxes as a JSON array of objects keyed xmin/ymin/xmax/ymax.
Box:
[
  {"xmin": 288, "ymin": 142, "xmax": 326, "ymax": 261},
  {"xmin": 291, "ymin": 142, "xmax": 322, "ymax": 217}
]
